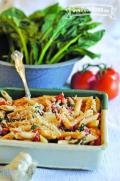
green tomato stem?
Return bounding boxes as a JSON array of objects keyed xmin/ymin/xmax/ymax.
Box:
[{"xmin": 82, "ymin": 63, "xmax": 107, "ymax": 72}]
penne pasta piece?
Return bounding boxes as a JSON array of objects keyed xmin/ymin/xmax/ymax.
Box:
[
  {"xmin": 12, "ymin": 130, "xmax": 35, "ymax": 140},
  {"xmin": 0, "ymin": 132, "xmax": 14, "ymax": 140},
  {"xmin": 0, "ymin": 105, "xmax": 15, "ymax": 111},
  {"xmin": 0, "ymin": 110, "xmax": 5, "ymax": 119},
  {"xmin": 61, "ymin": 112, "xmax": 84, "ymax": 129},
  {"xmin": 71, "ymin": 112, "xmax": 84, "ymax": 127},
  {"xmin": 84, "ymin": 97, "xmax": 93, "ymax": 112},
  {"xmin": 74, "ymin": 98, "xmax": 82, "ymax": 116},
  {"xmin": 0, "ymin": 97, "xmax": 7, "ymax": 104},
  {"xmin": 80, "ymin": 134, "xmax": 98, "ymax": 144},
  {"xmin": 34, "ymin": 117, "xmax": 61, "ymax": 139},
  {"xmin": 13, "ymin": 97, "xmax": 36, "ymax": 106},
  {"xmin": 7, "ymin": 105, "xmax": 39, "ymax": 120},
  {"xmin": 60, "ymin": 131, "xmax": 86, "ymax": 140},
  {"xmin": 89, "ymin": 128, "xmax": 101, "ymax": 137},
  {"xmin": 91, "ymin": 99, "xmax": 97, "ymax": 112},
  {"xmin": 95, "ymin": 97, "xmax": 101, "ymax": 112},
  {"xmin": 65, "ymin": 114, "xmax": 74, "ymax": 122},
  {"xmin": 87, "ymin": 120, "xmax": 99, "ymax": 128},
  {"xmin": 67, "ymin": 97, "xmax": 74, "ymax": 106},
  {"xmin": 44, "ymin": 112, "xmax": 61, "ymax": 127},
  {"xmin": 80, "ymin": 113, "xmax": 99, "ymax": 126},
  {"xmin": 84, "ymin": 110, "xmax": 93, "ymax": 118},
  {"xmin": 61, "ymin": 107, "xmax": 69, "ymax": 115},
  {"xmin": 62, "ymin": 115, "xmax": 73, "ymax": 129},
  {"xmin": 32, "ymin": 96, "xmax": 51, "ymax": 108},
  {"xmin": 38, "ymin": 117, "xmax": 61, "ymax": 134},
  {"xmin": 1, "ymin": 91, "xmax": 13, "ymax": 103},
  {"xmin": 39, "ymin": 127, "xmax": 61, "ymax": 139},
  {"xmin": 20, "ymin": 125, "xmax": 32, "ymax": 132},
  {"xmin": 6, "ymin": 120, "xmax": 32, "ymax": 128}
]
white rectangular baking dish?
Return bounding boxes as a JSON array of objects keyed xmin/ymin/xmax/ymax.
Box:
[{"xmin": 0, "ymin": 88, "xmax": 108, "ymax": 170}]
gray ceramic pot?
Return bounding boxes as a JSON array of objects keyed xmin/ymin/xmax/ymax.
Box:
[{"xmin": 0, "ymin": 59, "xmax": 78, "ymax": 88}]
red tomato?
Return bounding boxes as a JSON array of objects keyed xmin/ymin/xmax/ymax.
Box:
[
  {"xmin": 71, "ymin": 70, "xmax": 95, "ymax": 90},
  {"xmin": 0, "ymin": 128, "xmax": 10, "ymax": 136},
  {"xmin": 0, "ymin": 101, "xmax": 6, "ymax": 106},
  {"xmin": 94, "ymin": 138, "xmax": 101, "ymax": 145},
  {"xmin": 55, "ymin": 93, "xmax": 64, "ymax": 103},
  {"xmin": 33, "ymin": 133, "xmax": 40, "ymax": 142},
  {"xmin": 0, "ymin": 98, "xmax": 7, "ymax": 106},
  {"xmin": 95, "ymin": 68, "xmax": 120, "ymax": 100}
]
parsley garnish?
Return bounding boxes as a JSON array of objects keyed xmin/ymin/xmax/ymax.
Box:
[
  {"xmin": 79, "ymin": 123, "xmax": 85, "ymax": 131},
  {"xmin": 31, "ymin": 124, "xmax": 39, "ymax": 130}
]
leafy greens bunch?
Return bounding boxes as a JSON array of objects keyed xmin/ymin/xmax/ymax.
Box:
[{"xmin": 0, "ymin": 4, "xmax": 105, "ymax": 65}]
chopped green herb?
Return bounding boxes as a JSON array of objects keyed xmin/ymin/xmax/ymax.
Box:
[
  {"xmin": 79, "ymin": 123, "xmax": 85, "ymax": 131},
  {"xmin": 67, "ymin": 102, "xmax": 74, "ymax": 107},
  {"xmin": 0, "ymin": 118, "xmax": 4, "ymax": 122},
  {"xmin": 34, "ymin": 105, "xmax": 43, "ymax": 114},
  {"xmin": 31, "ymin": 124, "xmax": 39, "ymax": 130}
]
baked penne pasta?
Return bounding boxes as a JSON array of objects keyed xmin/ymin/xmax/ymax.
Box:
[{"xmin": 0, "ymin": 91, "xmax": 102, "ymax": 145}]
